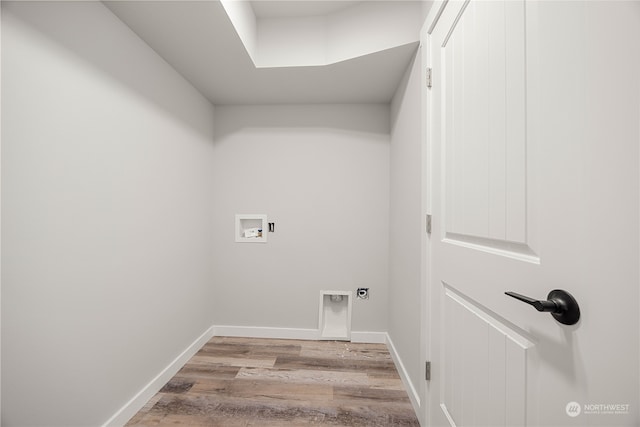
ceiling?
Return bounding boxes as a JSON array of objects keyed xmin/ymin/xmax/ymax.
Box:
[{"xmin": 104, "ymin": 1, "xmax": 421, "ymax": 105}]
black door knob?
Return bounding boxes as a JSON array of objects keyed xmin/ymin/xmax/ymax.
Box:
[{"xmin": 505, "ymin": 289, "xmax": 580, "ymax": 325}]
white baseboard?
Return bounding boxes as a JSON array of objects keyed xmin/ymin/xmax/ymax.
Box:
[
  {"xmin": 213, "ymin": 325, "xmax": 319, "ymax": 340},
  {"xmin": 214, "ymin": 325, "xmax": 387, "ymax": 344},
  {"xmin": 102, "ymin": 325, "xmax": 215, "ymax": 427},
  {"xmin": 385, "ymin": 333, "xmax": 421, "ymax": 415},
  {"xmin": 350, "ymin": 331, "xmax": 387, "ymax": 343}
]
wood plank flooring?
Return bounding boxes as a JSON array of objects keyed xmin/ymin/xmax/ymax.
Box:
[{"xmin": 126, "ymin": 336, "xmax": 420, "ymax": 426}]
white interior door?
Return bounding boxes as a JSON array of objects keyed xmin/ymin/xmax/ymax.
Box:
[{"xmin": 423, "ymin": 1, "xmax": 639, "ymax": 426}]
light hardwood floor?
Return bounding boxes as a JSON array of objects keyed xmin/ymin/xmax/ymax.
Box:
[{"xmin": 126, "ymin": 336, "xmax": 420, "ymax": 426}]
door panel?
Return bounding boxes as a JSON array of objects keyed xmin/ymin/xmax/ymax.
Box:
[
  {"xmin": 443, "ymin": 285, "xmax": 532, "ymax": 426},
  {"xmin": 443, "ymin": 0, "xmax": 529, "ymax": 251}
]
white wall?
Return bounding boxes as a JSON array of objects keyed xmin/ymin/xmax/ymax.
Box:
[
  {"xmin": 326, "ymin": 1, "xmax": 422, "ymax": 64},
  {"xmin": 254, "ymin": 1, "xmax": 423, "ymax": 68},
  {"xmin": 388, "ymin": 52, "xmax": 424, "ymax": 407},
  {"xmin": 212, "ymin": 105, "xmax": 390, "ymax": 333},
  {"xmin": 257, "ymin": 15, "xmax": 327, "ymax": 67},
  {"xmin": 1, "ymin": 2, "xmax": 215, "ymax": 426}
]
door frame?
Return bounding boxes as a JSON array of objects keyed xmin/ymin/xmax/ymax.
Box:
[{"xmin": 420, "ymin": 1, "xmax": 447, "ymax": 425}]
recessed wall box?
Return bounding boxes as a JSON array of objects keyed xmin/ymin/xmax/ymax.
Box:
[
  {"xmin": 235, "ymin": 214, "xmax": 267, "ymax": 243},
  {"xmin": 318, "ymin": 290, "xmax": 352, "ymax": 341}
]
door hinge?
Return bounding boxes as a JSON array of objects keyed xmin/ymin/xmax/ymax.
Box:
[
  {"xmin": 426, "ymin": 214, "xmax": 432, "ymax": 235},
  {"xmin": 426, "ymin": 67, "xmax": 433, "ymax": 88},
  {"xmin": 425, "ymin": 361, "xmax": 431, "ymax": 381}
]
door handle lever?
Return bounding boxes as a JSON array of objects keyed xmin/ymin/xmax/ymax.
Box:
[
  {"xmin": 505, "ymin": 289, "xmax": 580, "ymax": 325},
  {"xmin": 504, "ymin": 292, "xmax": 560, "ymax": 313}
]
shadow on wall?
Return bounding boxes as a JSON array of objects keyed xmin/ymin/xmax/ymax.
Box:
[
  {"xmin": 3, "ymin": 1, "xmax": 214, "ymax": 139},
  {"xmin": 214, "ymin": 104, "xmax": 391, "ymax": 142},
  {"xmin": 390, "ymin": 51, "xmax": 418, "ymax": 132}
]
